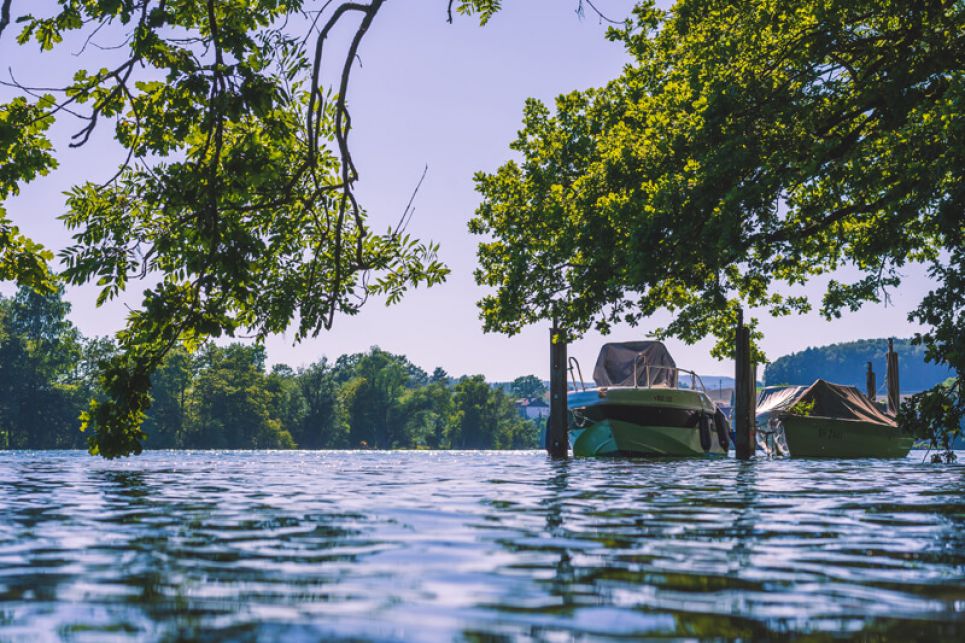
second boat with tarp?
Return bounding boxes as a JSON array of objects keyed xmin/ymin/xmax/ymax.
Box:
[
  {"xmin": 565, "ymin": 341, "xmax": 729, "ymax": 457},
  {"xmin": 755, "ymin": 379, "xmax": 913, "ymax": 458}
]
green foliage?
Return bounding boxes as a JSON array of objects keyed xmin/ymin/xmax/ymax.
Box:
[
  {"xmin": 471, "ymin": 0, "xmax": 962, "ymax": 452},
  {"xmin": 471, "ymin": 0, "xmax": 961, "ymax": 370},
  {"xmin": 787, "ymin": 399, "xmax": 815, "ymax": 417},
  {"xmin": 765, "ymin": 338, "xmax": 952, "ymax": 392},
  {"xmin": 899, "ymin": 380, "xmax": 962, "ymax": 462},
  {"xmin": 292, "ymin": 360, "xmax": 348, "ymax": 448},
  {"xmin": 0, "ymin": 288, "xmax": 101, "ymax": 449},
  {"xmin": 0, "ymin": 97, "xmax": 56, "ymax": 293},
  {"xmin": 141, "ymin": 346, "xmax": 194, "ymax": 448},
  {"xmin": 902, "ymin": 244, "xmax": 964, "ymax": 457},
  {"xmin": 184, "ymin": 343, "xmax": 295, "ymax": 449},
  {"xmin": 1, "ymin": 1, "xmax": 640, "ymax": 457},
  {"xmin": 453, "ymin": 0, "xmax": 502, "ymax": 25},
  {"xmin": 0, "ymin": 291, "xmax": 538, "ymax": 450},
  {"xmin": 2, "ymin": 1, "xmax": 454, "ymax": 457},
  {"xmin": 336, "ymin": 348, "xmax": 413, "ymax": 448},
  {"xmin": 450, "ymin": 375, "xmax": 535, "ymax": 449},
  {"xmin": 510, "ymin": 374, "xmax": 546, "ymax": 400}
]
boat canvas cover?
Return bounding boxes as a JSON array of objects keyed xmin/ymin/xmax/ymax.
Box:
[
  {"xmin": 758, "ymin": 379, "xmax": 896, "ymax": 426},
  {"xmin": 592, "ymin": 341, "xmax": 677, "ymax": 387}
]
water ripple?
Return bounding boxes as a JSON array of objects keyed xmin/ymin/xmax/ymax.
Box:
[{"xmin": 0, "ymin": 450, "xmax": 962, "ymax": 641}]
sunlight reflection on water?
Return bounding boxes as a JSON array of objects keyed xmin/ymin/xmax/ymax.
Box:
[{"xmin": 0, "ymin": 450, "xmax": 962, "ymax": 641}]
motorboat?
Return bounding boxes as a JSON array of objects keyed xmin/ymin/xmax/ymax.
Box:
[{"xmin": 565, "ymin": 341, "xmax": 729, "ymax": 457}]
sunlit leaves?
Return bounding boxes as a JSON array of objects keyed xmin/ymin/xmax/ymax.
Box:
[
  {"xmin": 454, "ymin": 0, "xmax": 502, "ymax": 25},
  {"xmin": 0, "ymin": 97, "xmax": 57, "ymax": 293},
  {"xmin": 2, "ymin": 1, "xmax": 452, "ymax": 457},
  {"xmin": 472, "ymin": 0, "xmax": 962, "ymax": 369}
]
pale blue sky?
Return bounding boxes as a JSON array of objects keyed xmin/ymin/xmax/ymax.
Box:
[{"xmin": 1, "ymin": 0, "xmax": 934, "ymax": 381}]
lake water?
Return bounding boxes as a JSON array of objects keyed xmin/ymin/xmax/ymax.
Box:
[{"xmin": 0, "ymin": 451, "xmax": 962, "ymax": 641}]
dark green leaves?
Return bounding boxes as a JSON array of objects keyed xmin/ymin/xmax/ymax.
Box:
[
  {"xmin": 472, "ymin": 0, "xmax": 962, "ymax": 366},
  {"xmin": 2, "ymin": 1, "xmax": 453, "ymax": 457},
  {"xmin": 0, "ymin": 97, "xmax": 57, "ymax": 293}
]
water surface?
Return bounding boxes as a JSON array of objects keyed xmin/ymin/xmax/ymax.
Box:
[{"xmin": 0, "ymin": 451, "xmax": 962, "ymax": 641}]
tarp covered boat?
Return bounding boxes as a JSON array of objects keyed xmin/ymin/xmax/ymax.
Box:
[
  {"xmin": 755, "ymin": 379, "xmax": 913, "ymax": 458},
  {"xmin": 567, "ymin": 341, "xmax": 728, "ymax": 457}
]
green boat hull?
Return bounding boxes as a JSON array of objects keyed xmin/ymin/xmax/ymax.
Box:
[
  {"xmin": 781, "ymin": 415, "xmax": 913, "ymax": 458},
  {"xmin": 567, "ymin": 387, "xmax": 726, "ymax": 457},
  {"xmin": 571, "ymin": 420, "xmax": 718, "ymax": 457}
]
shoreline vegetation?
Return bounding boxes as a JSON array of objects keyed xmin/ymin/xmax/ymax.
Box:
[
  {"xmin": 0, "ymin": 287, "xmax": 540, "ymax": 452},
  {"xmin": 3, "ymin": 287, "xmax": 955, "ymax": 453},
  {"xmin": 0, "ymin": 1, "xmax": 958, "ymax": 458}
]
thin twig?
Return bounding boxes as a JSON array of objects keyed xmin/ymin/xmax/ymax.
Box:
[
  {"xmin": 577, "ymin": 0, "xmax": 623, "ymax": 25},
  {"xmin": 394, "ymin": 164, "xmax": 429, "ymax": 235}
]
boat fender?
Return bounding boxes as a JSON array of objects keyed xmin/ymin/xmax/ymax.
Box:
[
  {"xmin": 698, "ymin": 412, "xmax": 712, "ymax": 452},
  {"xmin": 714, "ymin": 408, "xmax": 729, "ymax": 451}
]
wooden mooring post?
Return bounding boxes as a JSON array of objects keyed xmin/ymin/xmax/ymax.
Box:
[
  {"xmin": 733, "ymin": 312, "xmax": 756, "ymax": 460},
  {"xmin": 546, "ymin": 326, "xmax": 569, "ymax": 459},
  {"xmin": 886, "ymin": 338, "xmax": 900, "ymax": 414},
  {"xmin": 866, "ymin": 361, "xmax": 876, "ymax": 402}
]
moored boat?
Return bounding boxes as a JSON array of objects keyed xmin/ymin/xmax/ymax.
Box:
[
  {"xmin": 755, "ymin": 379, "xmax": 913, "ymax": 458},
  {"xmin": 566, "ymin": 341, "xmax": 729, "ymax": 457}
]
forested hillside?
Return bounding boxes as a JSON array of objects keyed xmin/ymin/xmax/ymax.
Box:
[
  {"xmin": 765, "ymin": 339, "xmax": 952, "ymax": 393},
  {"xmin": 0, "ymin": 289, "xmax": 538, "ymax": 451}
]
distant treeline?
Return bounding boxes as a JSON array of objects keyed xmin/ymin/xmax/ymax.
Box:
[
  {"xmin": 0, "ymin": 288, "xmax": 539, "ymax": 451},
  {"xmin": 765, "ymin": 338, "xmax": 953, "ymax": 393}
]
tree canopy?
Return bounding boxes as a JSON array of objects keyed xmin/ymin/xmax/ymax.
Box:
[
  {"xmin": 471, "ymin": 0, "xmax": 962, "ymax": 432},
  {"xmin": 510, "ymin": 374, "xmax": 547, "ymax": 400},
  {"xmin": 0, "ymin": 0, "xmax": 526, "ymax": 457},
  {"xmin": 0, "ymin": 287, "xmax": 539, "ymax": 451}
]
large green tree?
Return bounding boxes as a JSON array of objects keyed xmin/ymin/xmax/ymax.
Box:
[
  {"xmin": 0, "ymin": 0, "xmax": 633, "ymax": 457},
  {"xmin": 449, "ymin": 375, "xmax": 532, "ymax": 449},
  {"xmin": 141, "ymin": 346, "xmax": 194, "ymax": 448},
  {"xmin": 510, "ymin": 374, "xmax": 546, "ymax": 400},
  {"xmin": 183, "ymin": 343, "xmax": 295, "ymax": 449},
  {"xmin": 0, "ymin": 0, "xmax": 499, "ymax": 457},
  {"xmin": 396, "ymin": 381, "xmax": 453, "ymax": 448},
  {"xmin": 472, "ymin": 0, "xmax": 962, "ymax": 432},
  {"xmin": 292, "ymin": 360, "xmax": 349, "ymax": 448},
  {"xmin": 335, "ymin": 348, "xmax": 420, "ymax": 448},
  {"xmin": 0, "ymin": 288, "xmax": 88, "ymax": 449}
]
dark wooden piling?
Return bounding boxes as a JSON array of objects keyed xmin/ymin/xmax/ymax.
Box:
[
  {"xmin": 866, "ymin": 361, "xmax": 876, "ymax": 402},
  {"xmin": 886, "ymin": 338, "xmax": 900, "ymax": 413},
  {"xmin": 733, "ymin": 312, "xmax": 756, "ymax": 460},
  {"xmin": 547, "ymin": 327, "xmax": 569, "ymax": 458}
]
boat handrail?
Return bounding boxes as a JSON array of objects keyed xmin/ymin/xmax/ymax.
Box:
[
  {"xmin": 568, "ymin": 357, "xmax": 587, "ymax": 392},
  {"xmin": 690, "ymin": 372, "xmax": 708, "ymax": 394},
  {"xmin": 631, "ymin": 356, "xmax": 707, "ymax": 393}
]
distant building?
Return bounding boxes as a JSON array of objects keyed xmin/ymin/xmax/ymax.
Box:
[
  {"xmin": 515, "ymin": 397, "xmax": 550, "ymax": 420},
  {"xmin": 705, "ymin": 387, "xmax": 734, "ymax": 404},
  {"xmin": 705, "ymin": 386, "xmax": 734, "ymax": 419}
]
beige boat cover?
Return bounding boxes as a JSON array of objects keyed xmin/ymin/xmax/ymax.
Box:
[{"xmin": 760, "ymin": 379, "xmax": 896, "ymax": 426}]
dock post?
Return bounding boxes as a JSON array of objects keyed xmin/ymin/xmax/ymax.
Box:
[
  {"xmin": 734, "ymin": 312, "xmax": 756, "ymax": 460},
  {"xmin": 547, "ymin": 326, "xmax": 569, "ymax": 458},
  {"xmin": 866, "ymin": 361, "xmax": 876, "ymax": 402},
  {"xmin": 749, "ymin": 360, "xmax": 757, "ymax": 448},
  {"xmin": 886, "ymin": 338, "xmax": 900, "ymax": 413}
]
